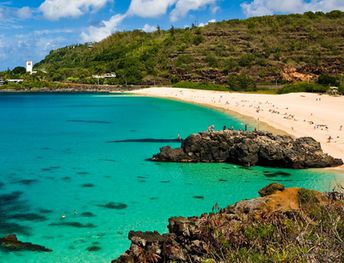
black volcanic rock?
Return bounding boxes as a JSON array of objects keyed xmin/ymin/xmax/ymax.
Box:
[
  {"xmin": 114, "ymin": 231, "xmax": 186, "ymax": 263},
  {"xmin": 152, "ymin": 131, "xmax": 343, "ymax": 169},
  {"xmin": 0, "ymin": 234, "xmax": 52, "ymax": 252}
]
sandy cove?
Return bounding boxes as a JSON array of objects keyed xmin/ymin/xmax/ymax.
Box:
[{"xmin": 130, "ymin": 87, "xmax": 344, "ymax": 167}]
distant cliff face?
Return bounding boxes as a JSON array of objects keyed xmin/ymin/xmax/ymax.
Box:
[
  {"xmin": 152, "ymin": 130, "xmax": 343, "ymax": 168},
  {"xmin": 113, "ymin": 184, "xmax": 344, "ymax": 263},
  {"xmin": 36, "ymin": 11, "xmax": 344, "ymax": 85}
]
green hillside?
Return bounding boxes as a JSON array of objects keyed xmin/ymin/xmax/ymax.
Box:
[{"xmin": 36, "ymin": 11, "xmax": 344, "ymax": 87}]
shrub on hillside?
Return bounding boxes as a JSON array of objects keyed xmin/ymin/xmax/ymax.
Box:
[
  {"xmin": 326, "ymin": 10, "xmax": 344, "ymax": 19},
  {"xmin": 11, "ymin": 66, "xmax": 26, "ymax": 75},
  {"xmin": 193, "ymin": 35, "xmax": 204, "ymax": 45},
  {"xmin": 176, "ymin": 55, "xmax": 193, "ymax": 67},
  {"xmin": 278, "ymin": 82, "xmax": 329, "ymax": 94},
  {"xmin": 227, "ymin": 74, "xmax": 257, "ymax": 91},
  {"xmin": 317, "ymin": 74, "xmax": 340, "ymax": 86},
  {"xmin": 238, "ymin": 54, "xmax": 256, "ymax": 67},
  {"xmin": 338, "ymin": 84, "xmax": 344, "ymax": 95},
  {"xmin": 170, "ymin": 75, "xmax": 181, "ymax": 84},
  {"xmin": 205, "ymin": 54, "xmax": 218, "ymax": 68}
]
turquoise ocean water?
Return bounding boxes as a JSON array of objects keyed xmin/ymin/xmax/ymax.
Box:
[{"xmin": 0, "ymin": 93, "xmax": 343, "ymax": 263}]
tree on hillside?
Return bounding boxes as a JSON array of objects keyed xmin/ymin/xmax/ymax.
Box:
[
  {"xmin": 12, "ymin": 66, "xmax": 26, "ymax": 75},
  {"xmin": 317, "ymin": 74, "xmax": 339, "ymax": 86},
  {"xmin": 227, "ymin": 74, "xmax": 256, "ymax": 91}
]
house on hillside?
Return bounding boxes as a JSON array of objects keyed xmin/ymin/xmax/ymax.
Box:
[
  {"xmin": 92, "ymin": 73, "xmax": 117, "ymax": 79},
  {"xmin": 7, "ymin": 79, "xmax": 23, "ymax": 84},
  {"xmin": 0, "ymin": 79, "xmax": 4, "ymax": 86}
]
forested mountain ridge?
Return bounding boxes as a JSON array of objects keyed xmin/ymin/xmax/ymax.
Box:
[{"xmin": 36, "ymin": 11, "xmax": 344, "ymax": 86}]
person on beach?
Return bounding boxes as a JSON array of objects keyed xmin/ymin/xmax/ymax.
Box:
[{"xmin": 177, "ymin": 134, "xmax": 182, "ymax": 141}]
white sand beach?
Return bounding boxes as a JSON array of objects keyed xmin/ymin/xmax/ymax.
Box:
[{"xmin": 131, "ymin": 87, "xmax": 344, "ymax": 165}]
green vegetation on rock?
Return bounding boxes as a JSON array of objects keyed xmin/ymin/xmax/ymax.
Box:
[{"xmin": 113, "ymin": 185, "xmax": 344, "ymax": 263}]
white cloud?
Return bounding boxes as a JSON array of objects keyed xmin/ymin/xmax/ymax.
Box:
[
  {"xmin": 241, "ymin": 0, "xmax": 344, "ymax": 17},
  {"xmin": 128, "ymin": 0, "xmax": 217, "ymax": 21},
  {"xmin": 81, "ymin": 14, "xmax": 126, "ymax": 42},
  {"xmin": 33, "ymin": 29, "xmax": 76, "ymax": 36},
  {"xmin": 80, "ymin": 0, "xmax": 218, "ymax": 43},
  {"xmin": 170, "ymin": 0, "xmax": 216, "ymax": 22},
  {"xmin": 0, "ymin": 36, "xmax": 5, "ymax": 60},
  {"xmin": 39, "ymin": 0, "xmax": 110, "ymax": 20},
  {"xmin": 0, "ymin": 32, "xmax": 72, "ymax": 70},
  {"xmin": 0, "ymin": 6, "xmax": 30, "ymax": 28},
  {"xmin": 80, "ymin": 0, "xmax": 217, "ymax": 43},
  {"xmin": 211, "ymin": 5, "xmax": 220, "ymax": 14},
  {"xmin": 142, "ymin": 24, "xmax": 157, "ymax": 32},
  {"xmin": 16, "ymin": 7, "xmax": 32, "ymax": 19},
  {"xmin": 0, "ymin": 8, "xmax": 5, "ymax": 20},
  {"xmin": 0, "ymin": 35, "xmax": 4, "ymax": 49},
  {"xmin": 128, "ymin": 0, "xmax": 175, "ymax": 18}
]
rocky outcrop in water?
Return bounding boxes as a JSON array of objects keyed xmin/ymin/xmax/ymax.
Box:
[
  {"xmin": 0, "ymin": 234, "xmax": 52, "ymax": 252},
  {"xmin": 152, "ymin": 131, "xmax": 343, "ymax": 168},
  {"xmin": 112, "ymin": 184, "xmax": 344, "ymax": 263}
]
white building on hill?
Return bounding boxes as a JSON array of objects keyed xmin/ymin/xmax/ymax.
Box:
[{"xmin": 26, "ymin": 61, "xmax": 33, "ymax": 74}]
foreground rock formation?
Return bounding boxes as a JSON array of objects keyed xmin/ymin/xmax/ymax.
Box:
[
  {"xmin": 152, "ymin": 131, "xmax": 343, "ymax": 168},
  {"xmin": 113, "ymin": 184, "xmax": 344, "ymax": 263},
  {"xmin": 0, "ymin": 234, "xmax": 52, "ymax": 252}
]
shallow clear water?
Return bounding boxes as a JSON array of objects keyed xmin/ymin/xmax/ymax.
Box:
[{"xmin": 0, "ymin": 93, "xmax": 343, "ymax": 263}]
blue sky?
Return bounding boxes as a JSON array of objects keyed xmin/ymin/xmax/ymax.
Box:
[{"xmin": 0, "ymin": 0, "xmax": 343, "ymax": 70}]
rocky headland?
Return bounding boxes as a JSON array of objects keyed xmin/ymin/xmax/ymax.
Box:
[
  {"xmin": 0, "ymin": 234, "xmax": 52, "ymax": 252},
  {"xmin": 152, "ymin": 130, "xmax": 343, "ymax": 168},
  {"xmin": 113, "ymin": 184, "xmax": 344, "ymax": 263}
]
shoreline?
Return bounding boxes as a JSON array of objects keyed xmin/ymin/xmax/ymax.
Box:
[
  {"xmin": 150, "ymin": 93, "xmax": 290, "ymax": 136},
  {"xmin": 2, "ymin": 87, "xmax": 343, "ymax": 171},
  {"xmin": 0, "ymin": 88, "xmax": 136, "ymax": 93},
  {"xmin": 129, "ymin": 87, "xmax": 344, "ymax": 171}
]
